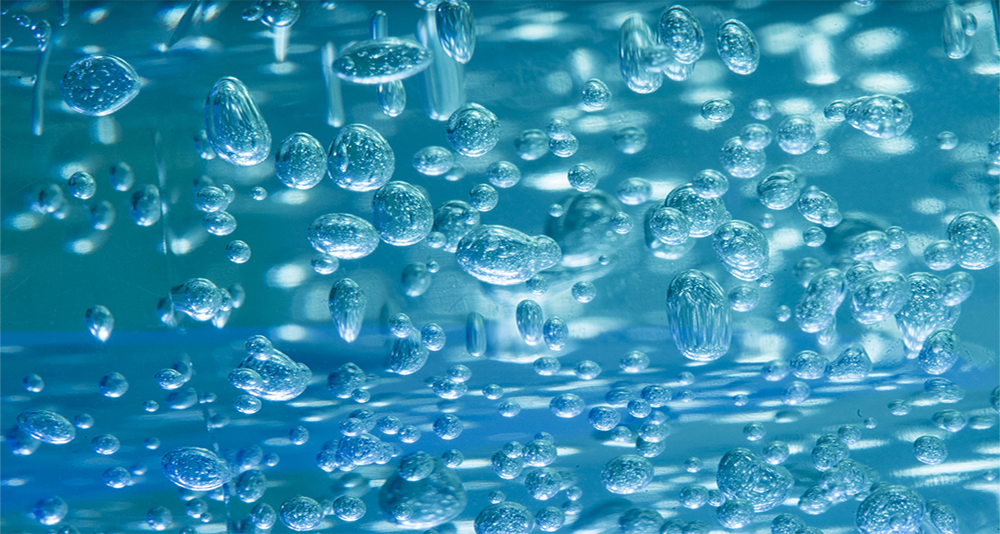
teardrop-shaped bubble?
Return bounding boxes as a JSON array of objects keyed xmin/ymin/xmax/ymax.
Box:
[
  {"xmin": 433, "ymin": 200, "xmax": 480, "ymax": 252},
  {"xmin": 546, "ymin": 191, "xmax": 626, "ymax": 267},
  {"xmin": 329, "ymin": 278, "xmax": 366, "ymax": 343},
  {"xmin": 446, "ymin": 103, "xmax": 500, "ymax": 157},
  {"xmin": 666, "ymin": 270, "xmax": 731, "ymax": 361},
  {"xmin": 826, "ymin": 347, "xmax": 872, "ymax": 381},
  {"xmin": 619, "ymin": 15, "xmax": 662, "ymax": 94},
  {"xmin": 665, "ymin": 184, "xmax": 730, "ymax": 238},
  {"xmin": 856, "ymin": 485, "xmax": 924, "ymax": 534},
  {"xmin": 333, "ymin": 38, "xmax": 434, "ymax": 84},
  {"xmin": 717, "ymin": 448, "xmax": 793, "ymax": 512},
  {"xmin": 161, "ymin": 447, "xmax": 232, "ymax": 490},
  {"xmin": 456, "ymin": 225, "xmax": 559, "ymax": 285},
  {"xmin": 658, "ymin": 5, "xmax": 704, "ymax": 64},
  {"xmin": 942, "ymin": 4, "xmax": 975, "ymax": 59},
  {"xmin": 61, "ymin": 55, "xmax": 140, "ymax": 116},
  {"xmin": 716, "ymin": 20, "xmax": 759, "ymax": 75},
  {"xmin": 236, "ymin": 347, "xmax": 311, "ymax": 401},
  {"xmin": 795, "ymin": 269, "xmax": 846, "ymax": 333},
  {"xmin": 757, "ymin": 167, "xmax": 803, "ymax": 210},
  {"xmin": 275, "ymin": 133, "xmax": 327, "ymax": 190},
  {"xmin": 308, "ymin": 213, "xmax": 379, "ymax": 259},
  {"xmin": 86, "ymin": 305, "xmax": 114, "ymax": 342},
  {"xmin": 328, "ymin": 124, "xmax": 395, "ymax": 192},
  {"xmin": 466, "ymin": 311, "xmax": 487, "ymax": 356},
  {"xmin": 845, "ymin": 95, "xmax": 912, "ymax": 139},
  {"xmin": 918, "ymin": 329, "xmax": 959, "ymax": 375},
  {"xmin": 895, "ymin": 273, "xmax": 960, "ymax": 352},
  {"xmin": 17, "ymin": 410, "xmax": 75, "ymax": 444},
  {"xmin": 712, "ymin": 220, "xmax": 769, "ymax": 281},
  {"xmin": 377, "ymin": 80, "xmax": 407, "ymax": 117},
  {"xmin": 372, "ymin": 181, "xmax": 433, "ymax": 246},
  {"xmin": 516, "ymin": 300, "xmax": 544, "ymax": 346},
  {"xmin": 388, "ymin": 331, "xmax": 429, "ymax": 375},
  {"xmin": 436, "ymin": 0, "xmax": 475, "ymax": 64},
  {"xmin": 130, "ymin": 184, "xmax": 162, "ymax": 226},
  {"xmin": 946, "ymin": 212, "xmax": 999, "ymax": 270},
  {"xmin": 850, "ymin": 271, "xmax": 910, "ymax": 324},
  {"xmin": 205, "ymin": 77, "xmax": 271, "ymax": 166},
  {"xmin": 379, "ymin": 457, "xmax": 466, "ymax": 529}
]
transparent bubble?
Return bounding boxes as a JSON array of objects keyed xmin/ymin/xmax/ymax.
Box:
[
  {"xmin": 582, "ymin": 79, "xmax": 612, "ymax": 110},
  {"xmin": 487, "ymin": 161, "xmax": 521, "ymax": 188},
  {"xmin": 549, "ymin": 135, "xmax": 579, "ymax": 157},
  {"xmin": 614, "ymin": 126, "xmax": 648, "ymax": 154},
  {"xmin": 748, "ymin": 99, "xmax": 773, "ymax": 120},
  {"xmin": 617, "ymin": 177, "xmax": 652, "ymax": 205},
  {"xmin": 720, "ymin": 137, "xmax": 765, "ymax": 178},
  {"xmin": 701, "ymin": 98, "xmax": 734, "ymax": 122},
  {"xmin": 469, "ymin": 184, "xmax": 499, "ymax": 212},
  {"xmin": 571, "ymin": 281, "xmax": 596, "ymax": 303},
  {"xmin": 447, "ymin": 103, "xmax": 500, "ymax": 157},
  {"xmin": 413, "ymin": 146, "xmax": 454, "ymax": 176},
  {"xmin": 777, "ymin": 115, "xmax": 817, "ymax": 155},
  {"xmin": 514, "ymin": 129, "xmax": 549, "ymax": 161}
]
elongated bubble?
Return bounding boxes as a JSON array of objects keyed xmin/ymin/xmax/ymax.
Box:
[
  {"xmin": 619, "ymin": 16, "xmax": 662, "ymax": 94},
  {"xmin": 329, "ymin": 278, "xmax": 366, "ymax": 343},
  {"xmin": 377, "ymin": 80, "xmax": 407, "ymax": 117},
  {"xmin": 466, "ymin": 311, "xmax": 487, "ymax": 356},
  {"xmin": 666, "ymin": 270, "xmax": 731, "ymax": 361},
  {"xmin": 716, "ymin": 20, "xmax": 759, "ymax": 75},
  {"xmin": 942, "ymin": 3, "xmax": 977, "ymax": 59},
  {"xmin": 17, "ymin": 410, "xmax": 75, "ymax": 444},
  {"xmin": 205, "ymin": 77, "xmax": 271, "ymax": 166},
  {"xmin": 516, "ymin": 300, "xmax": 543, "ymax": 345},
  {"xmin": 436, "ymin": 0, "xmax": 475, "ymax": 64},
  {"xmin": 328, "ymin": 124, "xmax": 395, "ymax": 191},
  {"xmin": 333, "ymin": 39, "xmax": 433, "ymax": 84},
  {"xmin": 61, "ymin": 55, "xmax": 140, "ymax": 116},
  {"xmin": 456, "ymin": 225, "xmax": 560, "ymax": 285},
  {"xmin": 795, "ymin": 269, "xmax": 846, "ymax": 333},
  {"xmin": 308, "ymin": 213, "xmax": 379, "ymax": 259}
]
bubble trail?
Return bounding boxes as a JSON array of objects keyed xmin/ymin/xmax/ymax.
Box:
[
  {"xmin": 31, "ymin": 23, "xmax": 51, "ymax": 136},
  {"xmin": 372, "ymin": 11, "xmax": 407, "ymax": 117},
  {"xmin": 322, "ymin": 42, "xmax": 347, "ymax": 127},
  {"xmin": 417, "ymin": 6, "xmax": 466, "ymax": 121},
  {"xmin": 166, "ymin": 0, "xmax": 200, "ymax": 49}
]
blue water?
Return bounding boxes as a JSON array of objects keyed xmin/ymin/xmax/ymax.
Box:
[{"xmin": 1, "ymin": 2, "xmax": 999, "ymax": 534}]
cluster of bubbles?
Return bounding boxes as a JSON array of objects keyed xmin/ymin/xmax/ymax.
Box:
[{"xmin": 5, "ymin": 1, "xmax": 999, "ymax": 534}]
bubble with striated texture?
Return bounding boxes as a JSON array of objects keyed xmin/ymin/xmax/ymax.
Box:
[
  {"xmin": 275, "ymin": 133, "xmax": 326, "ymax": 189},
  {"xmin": 658, "ymin": 5, "xmax": 704, "ymax": 64},
  {"xmin": 308, "ymin": 213, "xmax": 379, "ymax": 259},
  {"xmin": 436, "ymin": 0, "xmax": 476, "ymax": 64},
  {"xmin": 205, "ymin": 77, "xmax": 270, "ymax": 166},
  {"xmin": 720, "ymin": 137, "xmax": 765, "ymax": 178},
  {"xmin": 333, "ymin": 39, "xmax": 433, "ymax": 84},
  {"xmin": 712, "ymin": 220, "xmax": 769, "ymax": 281},
  {"xmin": 582, "ymin": 79, "xmax": 612, "ymax": 110},
  {"xmin": 161, "ymin": 447, "xmax": 232, "ymax": 490},
  {"xmin": 601, "ymin": 455, "xmax": 654, "ymax": 494},
  {"xmin": 328, "ymin": 279, "xmax": 366, "ymax": 343},
  {"xmin": 619, "ymin": 16, "xmax": 662, "ymax": 94},
  {"xmin": 388, "ymin": 331, "xmax": 429, "ymax": 375},
  {"xmin": 845, "ymin": 95, "xmax": 913, "ymax": 139},
  {"xmin": 328, "ymin": 124, "xmax": 395, "ymax": 192},
  {"xmin": 447, "ymin": 103, "xmax": 500, "ymax": 157},
  {"xmin": 666, "ymin": 270, "xmax": 731, "ymax": 361},
  {"xmin": 947, "ymin": 212, "xmax": 999, "ymax": 270},
  {"xmin": 716, "ymin": 20, "xmax": 759, "ymax": 75},
  {"xmin": 855, "ymin": 485, "xmax": 924, "ymax": 534},
  {"xmin": 716, "ymin": 448, "xmax": 793, "ymax": 512},
  {"xmin": 61, "ymin": 55, "xmax": 140, "ymax": 116},
  {"xmin": 776, "ymin": 116, "xmax": 817, "ymax": 155}
]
